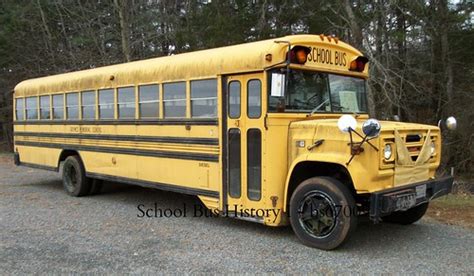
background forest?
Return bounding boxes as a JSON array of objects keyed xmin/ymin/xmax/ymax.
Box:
[{"xmin": 0, "ymin": 0, "xmax": 472, "ymax": 176}]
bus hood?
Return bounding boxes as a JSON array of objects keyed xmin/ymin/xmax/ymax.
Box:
[
  {"xmin": 289, "ymin": 118, "xmax": 441, "ymax": 188},
  {"xmin": 290, "ymin": 118, "xmax": 439, "ymax": 133}
]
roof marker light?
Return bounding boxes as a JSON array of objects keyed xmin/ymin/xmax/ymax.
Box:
[{"xmin": 349, "ymin": 56, "xmax": 369, "ymax": 72}]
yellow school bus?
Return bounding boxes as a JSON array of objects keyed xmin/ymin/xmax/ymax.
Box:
[{"xmin": 13, "ymin": 34, "xmax": 455, "ymax": 249}]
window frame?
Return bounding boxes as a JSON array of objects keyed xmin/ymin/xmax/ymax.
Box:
[
  {"xmin": 190, "ymin": 78, "xmax": 218, "ymax": 118},
  {"xmin": 52, "ymin": 94, "xmax": 65, "ymax": 120},
  {"xmin": 39, "ymin": 95, "xmax": 51, "ymax": 120},
  {"xmin": 247, "ymin": 79, "xmax": 262, "ymax": 119},
  {"xmin": 98, "ymin": 88, "xmax": 115, "ymax": 120},
  {"xmin": 266, "ymin": 68, "xmax": 369, "ymax": 114},
  {"xmin": 227, "ymin": 128, "xmax": 242, "ymax": 198},
  {"xmin": 65, "ymin": 92, "xmax": 80, "ymax": 120},
  {"xmin": 81, "ymin": 90, "xmax": 96, "ymax": 120},
  {"xmin": 15, "ymin": 98, "xmax": 25, "ymax": 121},
  {"xmin": 246, "ymin": 128, "xmax": 262, "ymax": 201},
  {"xmin": 228, "ymin": 80, "xmax": 241, "ymax": 119},
  {"xmin": 117, "ymin": 86, "xmax": 136, "ymax": 120},
  {"xmin": 163, "ymin": 81, "xmax": 187, "ymax": 119},
  {"xmin": 138, "ymin": 83, "xmax": 160, "ymax": 119},
  {"xmin": 25, "ymin": 96, "xmax": 38, "ymax": 120}
]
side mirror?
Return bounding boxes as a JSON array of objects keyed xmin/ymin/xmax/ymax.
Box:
[
  {"xmin": 270, "ymin": 73, "xmax": 285, "ymax": 97},
  {"xmin": 362, "ymin": 118, "xmax": 381, "ymax": 138},
  {"xmin": 339, "ymin": 115, "xmax": 379, "ymax": 166},
  {"xmin": 438, "ymin": 116, "xmax": 457, "ymax": 131},
  {"xmin": 446, "ymin": 116, "xmax": 457, "ymax": 130},
  {"xmin": 337, "ymin": 115, "xmax": 357, "ymax": 133}
]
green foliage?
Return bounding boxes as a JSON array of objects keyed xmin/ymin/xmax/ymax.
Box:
[{"xmin": 0, "ymin": 0, "xmax": 472, "ymax": 175}]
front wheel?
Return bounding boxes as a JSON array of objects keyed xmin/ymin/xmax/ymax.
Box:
[
  {"xmin": 383, "ymin": 202, "xmax": 429, "ymax": 225},
  {"xmin": 289, "ymin": 177, "xmax": 358, "ymax": 250}
]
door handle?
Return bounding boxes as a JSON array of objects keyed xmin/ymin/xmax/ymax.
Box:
[{"xmin": 234, "ymin": 120, "xmax": 240, "ymax": 127}]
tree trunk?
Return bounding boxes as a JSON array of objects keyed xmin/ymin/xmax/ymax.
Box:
[
  {"xmin": 114, "ymin": 0, "xmax": 131, "ymax": 62},
  {"xmin": 342, "ymin": 0, "xmax": 376, "ymax": 116},
  {"xmin": 439, "ymin": 0, "xmax": 453, "ymax": 112},
  {"xmin": 36, "ymin": 0, "xmax": 54, "ymax": 59},
  {"xmin": 342, "ymin": 0, "xmax": 363, "ymax": 49}
]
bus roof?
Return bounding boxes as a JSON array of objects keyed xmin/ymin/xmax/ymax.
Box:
[{"xmin": 14, "ymin": 34, "xmax": 365, "ymax": 97}]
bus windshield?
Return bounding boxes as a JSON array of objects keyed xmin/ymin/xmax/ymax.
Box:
[{"xmin": 268, "ymin": 69, "xmax": 368, "ymax": 114}]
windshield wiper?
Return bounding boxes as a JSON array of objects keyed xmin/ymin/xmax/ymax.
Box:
[
  {"xmin": 307, "ymin": 99, "xmax": 345, "ymax": 117},
  {"xmin": 307, "ymin": 99, "xmax": 329, "ymax": 117}
]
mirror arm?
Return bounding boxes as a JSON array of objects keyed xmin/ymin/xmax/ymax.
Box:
[
  {"xmin": 349, "ymin": 128, "xmax": 378, "ymax": 151},
  {"xmin": 346, "ymin": 129, "xmax": 358, "ymax": 166},
  {"xmin": 346, "ymin": 127, "xmax": 379, "ymax": 166}
]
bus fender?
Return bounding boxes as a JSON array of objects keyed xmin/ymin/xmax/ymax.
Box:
[{"xmin": 282, "ymin": 153, "xmax": 351, "ymax": 213}]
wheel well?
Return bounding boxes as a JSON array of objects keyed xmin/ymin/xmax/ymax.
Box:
[
  {"xmin": 287, "ymin": 161, "xmax": 356, "ymax": 205},
  {"xmin": 57, "ymin": 149, "xmax": 82, "ymax": 168}
]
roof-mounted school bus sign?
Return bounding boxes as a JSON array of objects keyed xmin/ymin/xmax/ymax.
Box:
[{"xmin": 12, "ymin": 34, "xmax": 457, "ymax": 250}]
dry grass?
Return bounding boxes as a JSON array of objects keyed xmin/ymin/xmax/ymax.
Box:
[{"xmin": 426, "ymin": 193, "xmax": 474, "ymax": 229}]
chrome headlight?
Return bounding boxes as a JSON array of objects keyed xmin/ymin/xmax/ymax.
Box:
[
  {"xmin": 430, "ymin": 141, "xmax": 436, "ymax": 155},
  {"xmin": 384, "ymin": 144, "xmax": 392, "ymax": 160}
]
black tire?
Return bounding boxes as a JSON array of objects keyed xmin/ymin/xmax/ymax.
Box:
[
  {"xmin": 88, "ymin": 179, "xmax": 103, "ymax": 195},
  {"xmin": 289, "ymin": 177, "xmax": 357, "ymax": 250},
  {"xmin": 62, "ymin": 155, "xmax": 91, "ymax": 197},
  {"xmin": 383, "ymin": 202, "xmax": 429, "ymax": 225}
]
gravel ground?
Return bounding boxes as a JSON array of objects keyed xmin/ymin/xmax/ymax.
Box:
[{"xmin": 0, "ymin": 157, "xmax": 473, "ymax": 274}]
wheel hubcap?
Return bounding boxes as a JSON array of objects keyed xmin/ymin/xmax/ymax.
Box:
[{"xmin": 297, "ymin": 191, "xmax": 337, "ymax": 238}]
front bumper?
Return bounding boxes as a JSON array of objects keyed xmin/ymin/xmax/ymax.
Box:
[{"xmin": 369, "ymin": 176, "xmax": 454, "ymax": 222}]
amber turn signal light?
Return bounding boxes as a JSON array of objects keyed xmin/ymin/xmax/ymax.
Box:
[
  {"xmin": 349, "ymin": 56, "xmax": 369, "ymax": 72},
  {"xmin": 289, "ymin": 46, "xmax": 311, "ymax": 65}
]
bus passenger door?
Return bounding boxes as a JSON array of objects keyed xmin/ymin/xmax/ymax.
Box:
[{"xmin": 224, "ymin": 73, "xmax": 264, "ymax": 219}]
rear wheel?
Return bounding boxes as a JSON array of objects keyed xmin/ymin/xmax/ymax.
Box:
[
  {"xmin": 383, "ymin": 202, "xmax": 429, "ymax": 225},
  {"xmin": 62, "ymin": 156, "xmax": 91, "ymax": 197},
  {"xmin": 289, "ymin": 177, "xmax": 358, "ymax": 250}
]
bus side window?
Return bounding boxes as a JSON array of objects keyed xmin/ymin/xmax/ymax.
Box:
[
  {"xmin": 228, "ymin": 128, "xmax": 241, "ymax": 198},
  {"xmin": 98, "ymin": 89, "xmax": 114, "ymax": 119},
  {"xmin": 228, "ymin": 81, "xmax": 241, "ymax": 119},
  {"xmin": 163, "ymin": 82, "xmax": 186, "ymax": 118},
  {"xmin": 118, "ymin": 87, "xmax": 136, "ymax": 119},
  {"xmin": 191, "ymin": 79, "xmax": 217, "ymax": 118},
  {"xmin": 39, "ymin": 95, "xmax": 51, "ymax": 120},
  {"xmin": 81, "ymin": 91, "xmax": 96, "ymax": 120},
  {"xmin": 247, "ymin": 79, "xmax": 261, "ymax": 118},
  {"xmin": 139, "ymin": 84, "xmax": 159, "ymax": 118},
  {"xmin": 15, "ymin": 98, "xmax": 24, "ymax": 121},
  {"xmin": 247, "ymin": 128, "xmax": 262, "ymax": 200},
  {"xmin": 52, "ymin": 94, "xmax": 64, "ymax": 120},
  {"xmin": 66, "ymin": 93, "xmax": 79, "ymax": 120},
  {"xmin": 25, "ymin": 96, "xmax": 38, "ymax": 120}
]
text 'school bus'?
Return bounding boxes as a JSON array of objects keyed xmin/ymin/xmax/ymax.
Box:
[{"xmin": 13, "ymin": 34, "xmax": 456, "ymax": 250}]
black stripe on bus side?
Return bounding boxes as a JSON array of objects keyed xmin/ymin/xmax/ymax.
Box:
[
  {"xmin": 14, "ymin": 132, "xmax": 219, "ymax": 146},
  {"xmin": 86, "ymin": 172, "xmax": 219, "ymax": 198},
  {"xmin": 15, "ymin": 141, "xmax": 219, "ymax": 162},
  {"xmin": 13, "ymin": 119, "xmax": 218, "ymax": 126},
  {"xmin": 18, "ymin": 162, "xmax": 59, "ymax": 172}
]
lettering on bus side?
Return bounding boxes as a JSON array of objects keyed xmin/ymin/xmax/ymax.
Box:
[
  {"xmin": 198, "ymin": 162, "xmax": 210, "ymax": 168},
  {"xmin": 307, "ymin": 46, "xmax": 347, "ymax": 67},
  {"xmin": 69, "ymin": 126, "xmax": 102, "ymax": 133}
]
